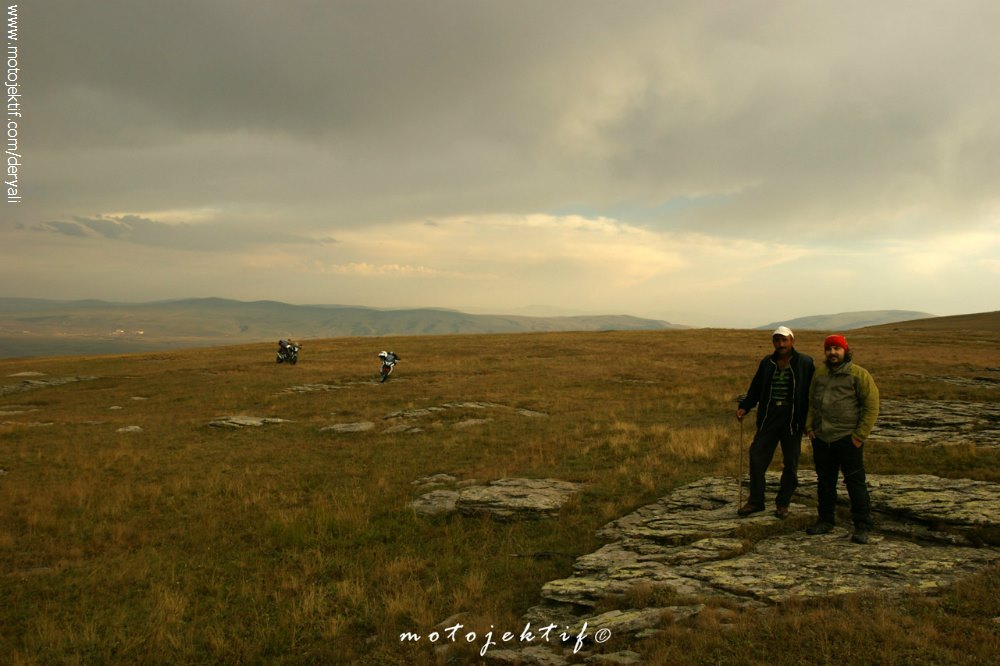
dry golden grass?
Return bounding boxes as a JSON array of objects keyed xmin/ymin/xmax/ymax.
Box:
[{"xmin": 0, "ymin": 327, "xmax": 998, "ymax": 664}]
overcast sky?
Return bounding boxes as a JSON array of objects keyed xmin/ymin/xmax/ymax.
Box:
[{"xmin": 5, "ymin": 1, "xmax": 999, "ymax": 327}]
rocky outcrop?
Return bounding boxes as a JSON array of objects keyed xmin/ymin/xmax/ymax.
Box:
[
  {"xmin": 0, "ymin": 375, "xmax": 97, "ymax": 397},
  {"xmin": 409, "ymin": 490, "xmax": 460, "ymax": 516},
  {"xmin": 309, "ymin": 401, "xmax": 549, "ymax": 435},
  {"xmin": 208, "ymin": 416, "xmax": 291, "ymax": 428},
  {"xmin": 871, "ymin": 398, "xmax": 1000, "ymax": 447},
  {"xmin": 385, "ymin": 401, "xmax": 549, "ymax": 422},
  {"xmin": 501, "ymin": 473, "xmax": 1000, "ymax": 664},
  {"xmin": 320, "ymin": 421, "xmax": 375, "ymax": 433},
  {"xmin": 457, "ymin": 478, "xmax": 585, "ymax": 521},
  {"xmin": 409, "ymin": 477, "xmax": 584, "ymax": 521}
]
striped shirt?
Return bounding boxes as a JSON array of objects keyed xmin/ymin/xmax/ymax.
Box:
[{"xmin": 770, "ymin": 366, "xmax": 792, "ymax": 402}]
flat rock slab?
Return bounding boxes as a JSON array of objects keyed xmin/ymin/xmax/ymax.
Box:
[
  {"xmin": 320, "ymin": 421, "xmax": 375, "ymax": 433},
  {"xmin": 385, "ymin": 402, "xmax": 549, "ymax": 421},
  {"xmin": 456, "ymin": 478, "xmax": 584, "ymax": 521},
  {"xmin": 411, "ymin": 477, "xmax": 584, "ymax": 520},
  {"xmin": 871, "ymin": 398, "xmax": 1000, "ymax": 447},
  {"xmin": 900, "ymin": 372, "xmax": 1000, "ymax": 390},
  {"xmin": 208, "ymin": 416, "xmax": 291, "ymax": 428},
  {"xmin": 409, "ymin": 490, "xmax": 460, "ymax": 516},
  {"xmin": 279, "ymin": 383, "xmax": 346, "ymax": 394},
  {"xmin": 453, "ymin": 418, "xmax": 493, "ymax": 429},
  {"xmin": 533, "ymin": 474, "xmax": 1000, "ymax": 616},
  {"xmin": 696, "ymin": 527, "xmax": 998, "ymax": 603},
  {"xmin": 0, "ymin": 376, "xmax": 97, "ymax": 397}
]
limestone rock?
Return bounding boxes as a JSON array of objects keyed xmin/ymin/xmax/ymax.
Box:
[
  {"xmin": 0, "ymin": 376, "xmax": 97, "ymax": 397},
  {"xmin": 586, "ymin": 650, "xmax": 644, "ymax": 665},
  {"xmin": 412, "ymin": 474, "xmax": 458, "ymax": 487},
  {"xmin": 871, "ymin": 398, "xmax": 1000, "ymax": 447},
  {"xmin": 319, "ymin": 421, "xmax": 375, "ymax": 433},
  {"xmin": 581, "ymin": 607, "xmax": 693, "ymax": 635},
  {"xmin": 385, "ymin": 401, "xmax": 549, "ymax": 423},
  {"xmin": 384, "ymin": 424, "xmax": 422, "ymax": 434},
  {"xmin": 209, "ymin": 416, "xmax": 290, "ymax": 428},
  {"xmin": 486, "ymin": 645, "xmax": 569, "ymax": 666},
  {"xmin": 409, "ymin": 490, "xmax": 460, "ymax": 516},
  {"xmin": 531, "ymin": 474, "xmax": 1000, "ymax": 622},
  {"xmin": 116, "ymin": 425, "xmax": 143, "ymax": 433},
  {"xmin": 456, "ymin": 478, "xmax": 584, "ymax": 521},
  {"xmin": 453, "ymin": 418, "xmax": 493, "ymax": 429},
  {"xmin": 280, "ymin": 383, "xmax": 344, "ymax": 394}
]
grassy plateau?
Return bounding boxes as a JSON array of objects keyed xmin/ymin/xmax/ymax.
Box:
[{"xmin": 1, "ymin": 325, "xmax": 998, "ymax": 665}]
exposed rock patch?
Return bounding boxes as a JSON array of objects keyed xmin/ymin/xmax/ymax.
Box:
[
  {"xmin": 524, "ymin": 474, "xmax": 1000, "ymax": 637},
  {"xmin": 409, "ymin": 490, "xmax": 460, "ymax": 516},
  {"xmin": 453, "ymin": 418, "xmax": 493, "ymax": 429},
  {"xmin": 309, "ymin": 402, "xmax": 548, "ymax": 435},
  {"xmin": 0, "ymin": 376, "xmax": 97, "ymax": 397},
  {"xmin": 871, "ymin": 398, "xmax": 1000, "ymax": 447},
  {"xmin": 208, "ymin": 416, "xmax": 291, "ymax": 428},
  {"xmin": 412, "ymin": 473, "xmax": 459, "ymax": 488},
  {"xmin": 320, "ymin": 421, "xmax": 375, "ymax": 433},
  {"xmin": 457, "ymin": 478, "xmax": 584, "ymax": 521},
  {"xmin": 277, "ymin": 377, "xmax": 408, "ymax": 395},
  {"xmin": 410, "ymin": 477, "xmax": 584, "ymax": 521},
  {"xmin": 278, "ymin": 383, "xmax": 348, "ymax": 394},
  {"xmin": 492, "ymin": 473, "xmax": 1000, "ymax": 664},
  {"xmin": 900, "ymin": 372, "xmax": 1000, "ymax": 390},
  {"xmin": 117, "ymin": 425, "xmax": 143, "ymax": 433},
  {"xmin": 385, "ymin": 401, "xmax": 549, "ymax": 421}
]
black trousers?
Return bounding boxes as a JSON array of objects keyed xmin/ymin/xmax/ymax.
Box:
[
  {"xmin": 811, "ymin": 435, "xmax": 872, "ymax": 528},
  {"xmin": 747, "ymin": 403, "xmax": 800, "ymax": 508}
]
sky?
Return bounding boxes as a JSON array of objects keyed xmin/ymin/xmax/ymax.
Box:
[{"xmin": 4, "ymin": 1, "xmax": 1000, "ymax": 328}]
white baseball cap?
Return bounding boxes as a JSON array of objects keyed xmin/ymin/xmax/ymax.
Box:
[{"xmin": 772, "ymin": 326, "xmax": 794, "ymax": 338}]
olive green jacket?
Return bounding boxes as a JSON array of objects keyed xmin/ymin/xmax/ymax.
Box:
[{"xmin": 805, "ymin": 361, "xmax": 880, "ymax": 443}]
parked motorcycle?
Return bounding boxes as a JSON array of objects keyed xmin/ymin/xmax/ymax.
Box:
[
  {"xmin": 276, "ymin": 340, "xmax": 300, "ymax": 365},
  {"xmin": 378, "ymin": 350, "xmax": 399, "ymax": 382}
]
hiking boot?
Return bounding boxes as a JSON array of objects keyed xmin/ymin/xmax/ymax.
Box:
[
  {"xmin": 851, "ymin": 528, "xmax": 871, "ymax": 544},
  {"xmin": 773, "ymin": 505, "xmax": 789, "ymax": 519},
  {"xmin": 806, "ymin": 521, "xmax": 834, "ymax": 535},
  {"xmin": 737, "ymin": 503, "xmax": 764, "ymax": 517}
]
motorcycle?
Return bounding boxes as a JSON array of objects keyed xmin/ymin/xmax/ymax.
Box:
[
  {"xmin": 378, "ymin": 350, "xmax": 399, "ymax": 382},
  {"xmin": 276, "ymin": 340, "xmax": 300, "ymax": 365}
]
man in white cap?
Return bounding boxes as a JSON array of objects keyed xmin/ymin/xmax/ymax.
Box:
[{"xmin": 736, "ymin": 326, "xmax": 815, "ymax": 518}]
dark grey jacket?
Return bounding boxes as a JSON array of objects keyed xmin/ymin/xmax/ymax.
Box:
[{"xmin": 738, "ymin": 348, "xmax": 815, "ymax": 435}]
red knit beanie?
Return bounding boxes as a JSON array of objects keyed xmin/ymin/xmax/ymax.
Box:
[{"xmin": 824, "ymin": 334, "xmax": 849, "ymax": 350}]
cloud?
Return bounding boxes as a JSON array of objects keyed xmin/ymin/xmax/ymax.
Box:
[{"xmin": 7, "ymin": 1, "xmax": 999, "ymax": 325}]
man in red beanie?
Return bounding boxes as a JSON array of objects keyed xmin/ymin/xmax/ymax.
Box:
[
  {"xmin": 804, "ymin": 334, "xmax": 880, "ymax": 544},
  {"xmin": 736, "ymin": 326, "xmax": 815, "ymax": 519}
]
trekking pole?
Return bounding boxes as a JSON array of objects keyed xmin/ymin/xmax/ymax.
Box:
[
  {"xmin": 736, "ymin": 394, "xmax": 746, "ymax": 507},
  {"xmin": 738, "ymin": 418, "xmax": 745, "ymax": 508}
]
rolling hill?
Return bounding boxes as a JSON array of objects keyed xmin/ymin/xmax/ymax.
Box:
[
  {"xmin": 0, "ymin": 297, "xmax": 686, "ymax": 357},
  {"xmin": 757, "ymin": 310, "xmax": 937, "ymax": 332},
  {"xmin": 865, "ymin": 310, "xmax": 1000, "ymax": 332}
]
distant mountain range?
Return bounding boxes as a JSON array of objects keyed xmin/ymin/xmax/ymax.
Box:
[
  {"xmin": 756, "ymin": 310, "xmax": 937, "ymax": 332},
  {"xmin": 4, "ymin": 298, "xmax": 992, "ymax": 359},
  {"xmin": 0, "ymin": 297, "xmax": 685, "ymax": 357}
]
